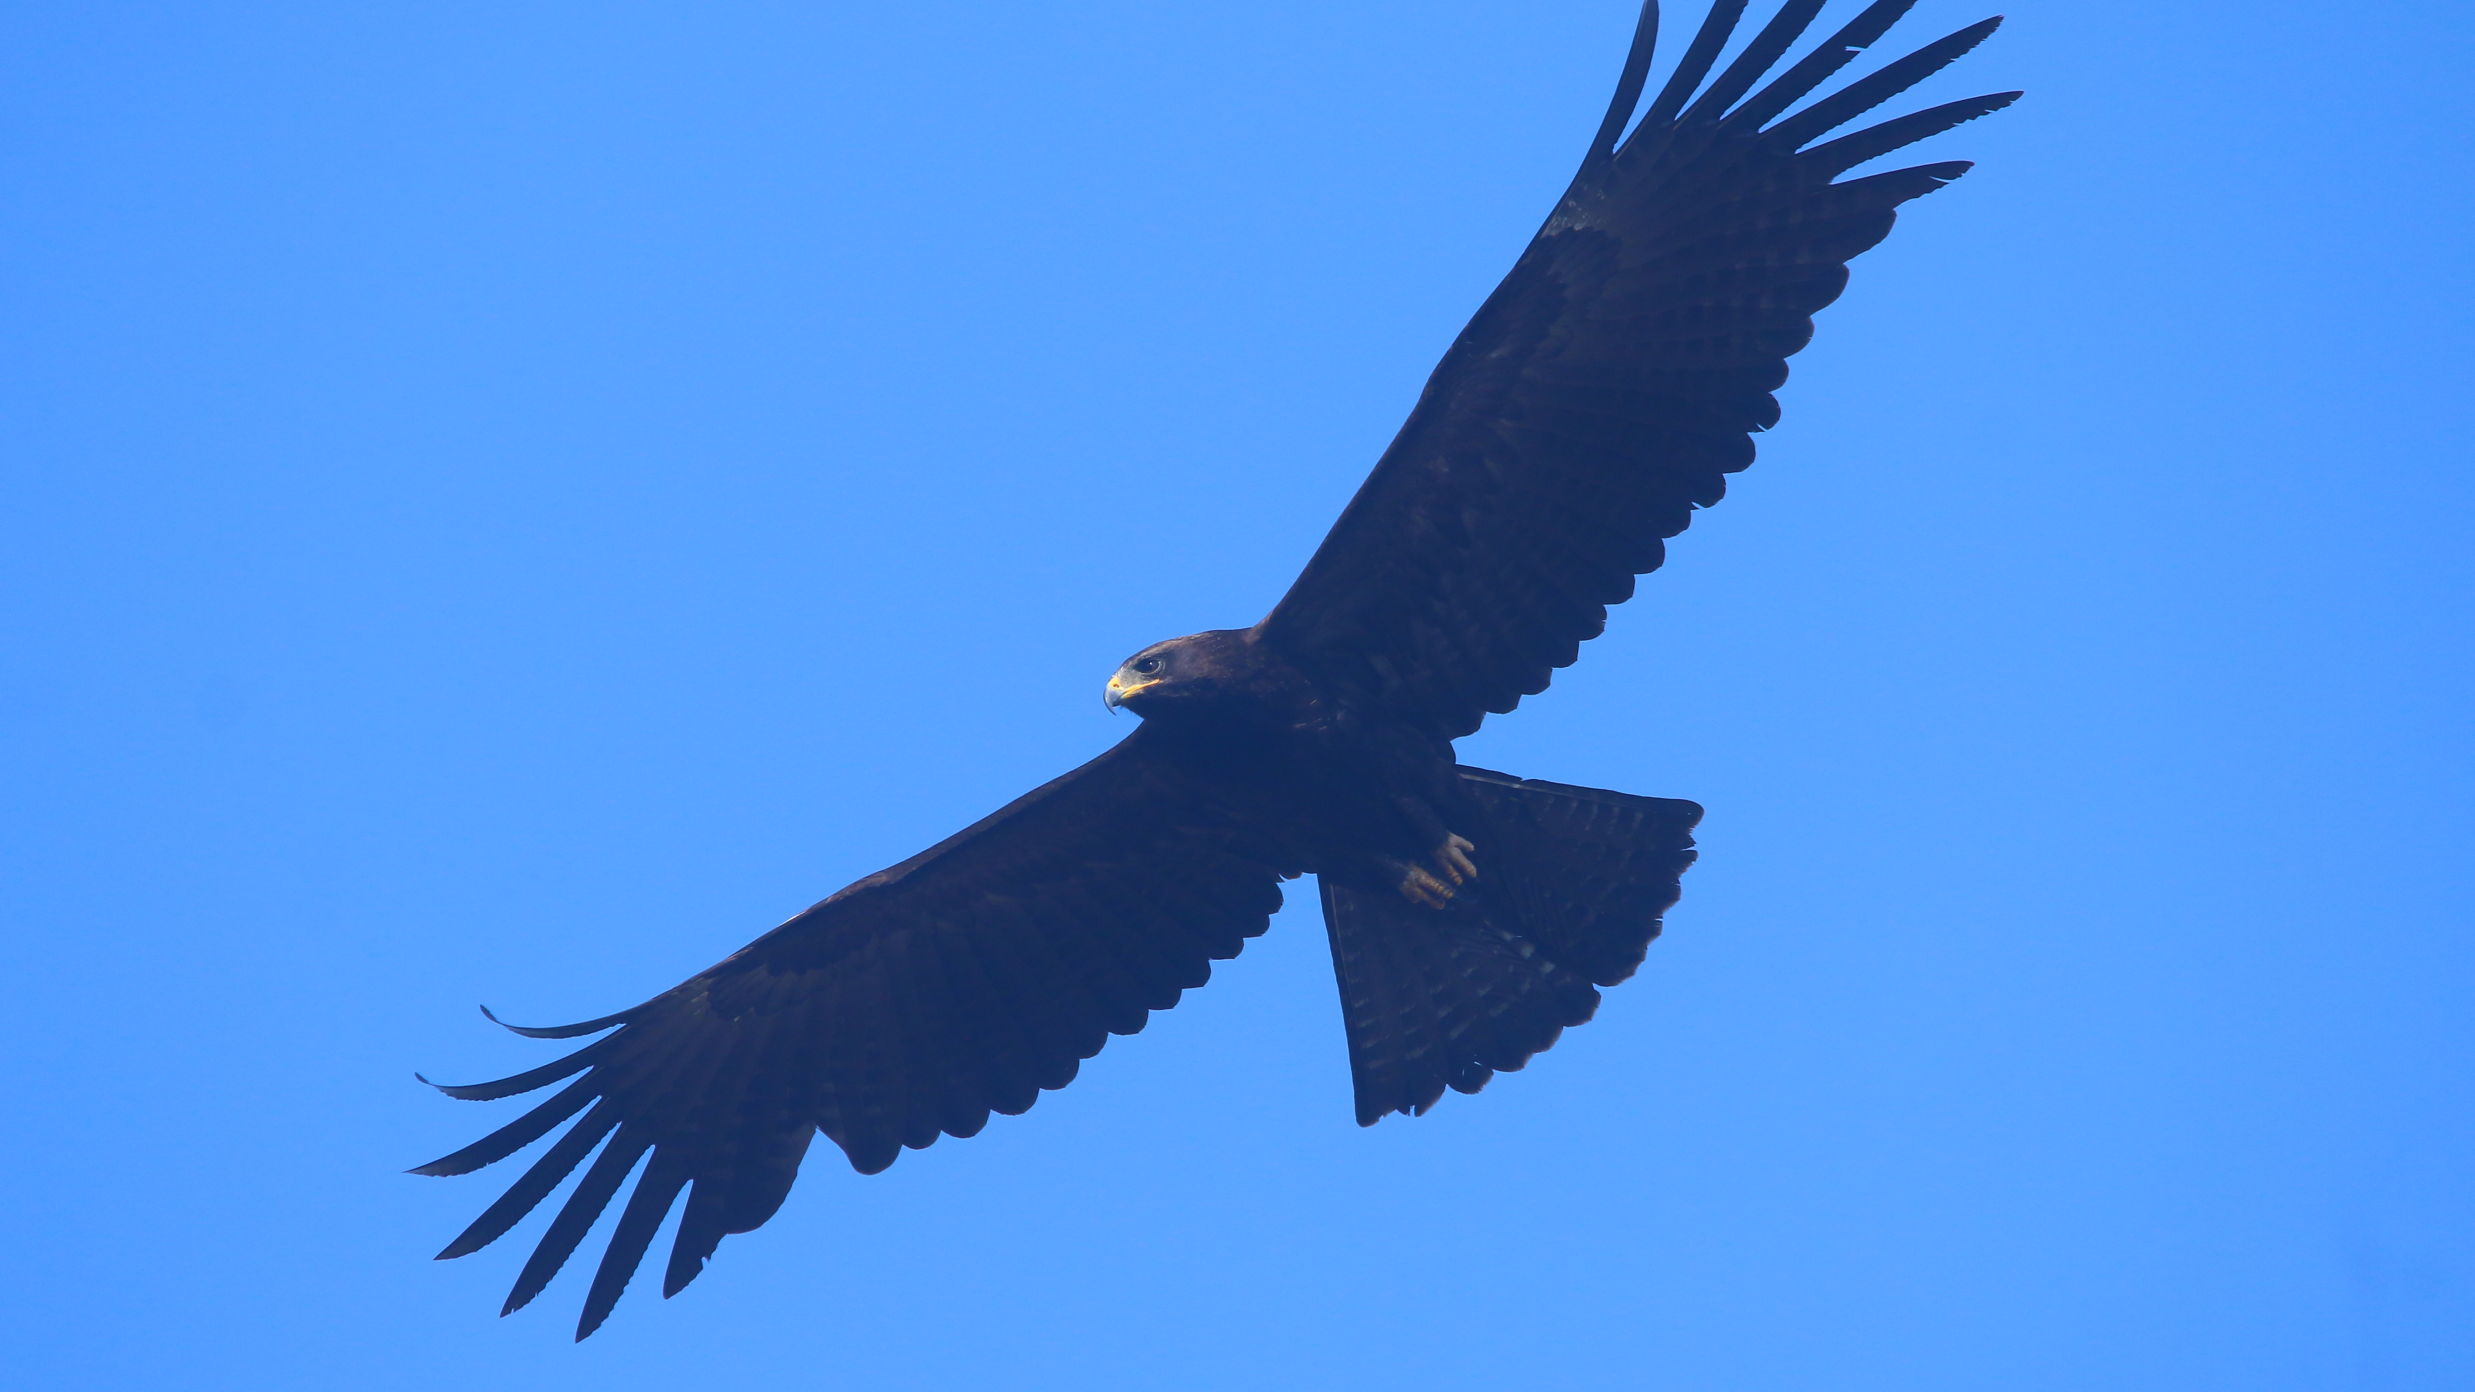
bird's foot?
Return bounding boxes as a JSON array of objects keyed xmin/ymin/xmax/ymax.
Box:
[
  {"xmin": 1390, "ymin": 834, "xmax": 1477, "ymax": 909},
  {"xmin": 1395, "ymin": 863, "xmax": 1456, "ymax": 908}
]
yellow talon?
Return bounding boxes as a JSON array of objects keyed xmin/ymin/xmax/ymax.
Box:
[{"xmin": 1398, "ymin": 865, "xmax": 1457, "ymax": 908}]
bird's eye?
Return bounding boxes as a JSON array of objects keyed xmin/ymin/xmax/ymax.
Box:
[{"xmin": 1133, "ymin": 657, "xmax": 1162, "ymax": 675}]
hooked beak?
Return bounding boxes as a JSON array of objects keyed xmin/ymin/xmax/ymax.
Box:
[{"xmin": 1103, "ymin": 675, "xmax": 1158, "ymax": 712}]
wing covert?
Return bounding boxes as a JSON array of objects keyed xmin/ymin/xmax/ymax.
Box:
[{"xmin": 1256, "ymin": 0, "xmax": 2018, "ymax": 738}]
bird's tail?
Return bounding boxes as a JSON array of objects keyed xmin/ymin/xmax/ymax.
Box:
[{"xmin": 1319, "ymin": 766, "xmax": 1700, "ymax": 1125}]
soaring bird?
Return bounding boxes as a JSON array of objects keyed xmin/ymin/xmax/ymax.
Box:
[{"xmin": 417, "ymin": 0, "xmax": 2017, "ymax": 1339}]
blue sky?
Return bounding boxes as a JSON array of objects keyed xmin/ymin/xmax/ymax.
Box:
[{"xmin": 5, "ymin": 2, "xmax": 2471, "ymax": 1387}]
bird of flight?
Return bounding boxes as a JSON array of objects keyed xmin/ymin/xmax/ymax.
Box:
[{"xmin": 417, "ymin": 0, "xmax": 2016, "ymax": 1339}]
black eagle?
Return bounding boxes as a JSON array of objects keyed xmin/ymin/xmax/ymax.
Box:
[{"xmin": 418, "ymin": 0, "xmax": 2017, "ymax": 1339}]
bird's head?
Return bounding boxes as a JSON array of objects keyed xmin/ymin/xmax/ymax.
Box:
[{"xmin": 1103, "ymin": 630, "xmax": 1250, "ymax": 717}]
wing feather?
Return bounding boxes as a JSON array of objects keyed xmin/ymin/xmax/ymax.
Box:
[
  {"xmin": 432, "ymin": 1101, "xmax": 616, "ymax": 1260},
  {"xmin": 1643, "ymin": 0, "xmax": 1751, "ymax": 126},
  {"xmin": 1726, "ymin": 0, "xmax": 1920, "ymax": 130},
  {"xmin": 1765, "ymin": 16, "xmax": 2006, "ymax": 149},
  {"xmin": 504, "ymin": 1129, "xmax": 649, "ymax": 1317},
  {"xmin": 1684, "ymin": 0, "xmax": 1829, "ymax": 122},
  {"xmin": 578, "ymin": 1149, "xmax": 691, "ymax": 1338}
]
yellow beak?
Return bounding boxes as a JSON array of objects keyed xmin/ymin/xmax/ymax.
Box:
[{"xmin": 1104, "ymin": 675, "xmax": 1161, "ymax": 710}]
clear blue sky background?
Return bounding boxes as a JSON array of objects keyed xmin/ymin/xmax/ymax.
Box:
[{"xmin": 6, "ymin": 2, "xmax": 2470, "ymax": 1387}]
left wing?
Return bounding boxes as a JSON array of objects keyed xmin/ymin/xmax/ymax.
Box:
[
  {"xmin": 415, "ymin": 726, "xmax": 1298, "ymax": 1339},
  {"xmin": 1257, "ymin": 0, "xmax": 2018, "ymax": 739}
]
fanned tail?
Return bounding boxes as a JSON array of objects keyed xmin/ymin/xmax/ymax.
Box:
[{"xmin": 1321, "ymin": 768, "xmax": 1701, "ymax": 1125}]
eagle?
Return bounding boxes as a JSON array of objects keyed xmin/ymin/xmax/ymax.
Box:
[{"xmin": 417, "ymin": 0, "xmax": 2016, "ymax": 1339}]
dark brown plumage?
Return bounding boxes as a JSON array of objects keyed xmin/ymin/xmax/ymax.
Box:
[{"xmin": 418, "ymin": 0, "xmax": 2016, "ymax": 1339}]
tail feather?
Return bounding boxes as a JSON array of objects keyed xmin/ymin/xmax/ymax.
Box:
[{"xmin": 1321, "ymin": 767, "xmax": 1701, "ymax": 1125}]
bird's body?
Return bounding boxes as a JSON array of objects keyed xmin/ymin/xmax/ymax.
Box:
[
  {"xmin": 419, "ymin": 0, "xmax": 2018, "ymax": 1339},
  {"xmin": 1106, "ymin": 627, "xmax": 1467, "ymax": 901}
]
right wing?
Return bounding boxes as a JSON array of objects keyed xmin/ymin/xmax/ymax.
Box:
[{"xmin": 414, "ymin": 725, "xmax": 1299, "ymax": 1339}]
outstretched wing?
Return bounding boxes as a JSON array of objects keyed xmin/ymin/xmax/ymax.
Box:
[
  {"xmin": 1257, "ymin": 0, "xmax": 2018, "ymax": 739},
  {"xmin": 414, "ymin": 726, "xmax": 1298, "ymax": 1339}
]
